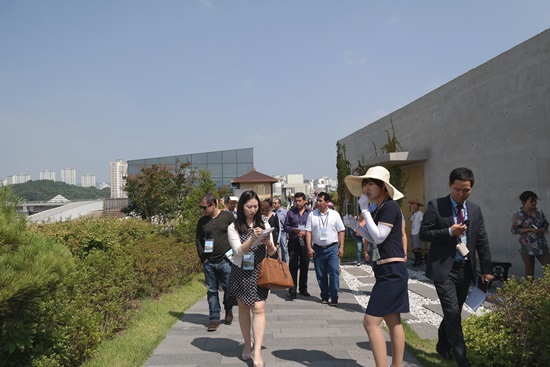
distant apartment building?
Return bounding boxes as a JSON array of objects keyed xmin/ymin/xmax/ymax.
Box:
[
  {"xmin": 81, "ymin": 174, "xmax": 96, "ymax": 188},
  {"xmin": 7, "ymin": 173, "xmax": 30, "ymax": 185},
  {"xmin": 97, "ymin": 182, "xmax": 110, "ymax": 190},
  {"xmin": 283, "ymin": 173, "xmax": 309, "ymax": 197},
  {"xmin": 39, "ymin": 170, "xmax": 56, "ymax": 181},
  {"xmin": 61, "ymin": 168, "xmax": 76, "ymax": 185},
  {"xmin": 110, "ymin": 159, "xmax": 128, "ymax": 199},
  {"xmin": 310, "ymin": 176, "xmax": 338, "ymax": 193}
]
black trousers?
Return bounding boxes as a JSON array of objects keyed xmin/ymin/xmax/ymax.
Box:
[
  {"xmin": 287, "ymin": 237, "xmax": 310, "ymax": 294},
  {"xmin": 434, "ymin": 261, "xmax": 473, "ymax": 367}
]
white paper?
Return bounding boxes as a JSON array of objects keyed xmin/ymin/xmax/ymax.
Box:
[
  {"xmin": 465, "ymin": 286, "xmax": 487, "ymax": 311},
  {"xmin": 251, "ymin": 227, "xmax": 275, "ymax": 249}
]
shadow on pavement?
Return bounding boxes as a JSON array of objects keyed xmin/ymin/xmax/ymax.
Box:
[
  {"xmin": 272, "ymin": 348, "xmax": 364, "ymax": 366},
  {"xmin": 169, "ymin": 311, "xmax": 209, "ymax": 327},
  {"xmin": 191, "ymin": 337, "xmax": 244, "ymax": 359}
]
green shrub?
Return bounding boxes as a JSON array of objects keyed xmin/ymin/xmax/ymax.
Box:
[
  {"xmin": 464, "ymin": 266, "xmax": 550, "ymax": 366},
  {"xmin": 0, "ymin": 187, "xmax": 74, "ymax": 366},
  {"xmin": 15, "ymin": 214, "xmax": 203, "ymax": 366},
  {"xmin": 30, "ymin": 217, "xmax": 158, "ymax": 258},
  {"xmin": 132, "ymin": 236, "xmax": 202, "ymax": 299}
]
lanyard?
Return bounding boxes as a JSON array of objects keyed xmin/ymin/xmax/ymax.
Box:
[{"xmin": 319, "ymin": 210, "xmax": 329, "ymax": 228}]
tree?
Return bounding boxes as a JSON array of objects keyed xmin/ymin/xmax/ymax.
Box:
[
  {"xmin": 175, "ymin": 170, "xmax": 228, "ymax": 245},
  {"xmin": 123, "ymin": 161, "xmax": 198, "ymax": 228},
  {"xmin": 336, "ymin": 142, "xmax": 352, "ymax": 215},
  {"xmin": 0, "ymin": 186, "xmax": 74, "ymax": 365}
]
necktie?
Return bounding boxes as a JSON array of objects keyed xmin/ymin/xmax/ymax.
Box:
[{"xmin": 456, "ymin": 203, "xmax": 464, "ymax": 224}]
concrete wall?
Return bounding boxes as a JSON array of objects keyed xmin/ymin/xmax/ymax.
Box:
[{"xmin": 338, "ymin": 29, "xmax": 550, "ymax": 278}]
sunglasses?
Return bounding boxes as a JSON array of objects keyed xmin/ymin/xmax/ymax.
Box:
[{"xmin": 199, "ymin": 203, "xmax": 213, "ymax": 210}]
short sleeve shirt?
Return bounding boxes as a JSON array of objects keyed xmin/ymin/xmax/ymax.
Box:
[
  {"xmin": 305, "ymin": 209, "xmax": 345, "ymax": 246},
  {"xmin": 374, "ymin": 200, "xmax": 404, "ymax": 258}
]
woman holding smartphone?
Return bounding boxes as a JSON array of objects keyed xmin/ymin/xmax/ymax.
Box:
[{"xmin": 227, "ymin": 190, "xmax": 277, "ymax": 367}]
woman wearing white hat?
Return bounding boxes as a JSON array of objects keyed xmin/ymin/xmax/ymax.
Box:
[{"xmin": 344, "ymin": 166, "xmax": 409, "ymax": 367}]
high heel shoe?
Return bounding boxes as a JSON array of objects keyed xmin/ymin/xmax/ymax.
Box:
[{"xmin": 241, "ymin": 343, "xmax": 253, "ymax": 361}]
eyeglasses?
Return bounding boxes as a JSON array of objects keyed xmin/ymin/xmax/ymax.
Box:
[{"xmin": 199, "ymin": 203, "xmax": 213, "ymax": 210}]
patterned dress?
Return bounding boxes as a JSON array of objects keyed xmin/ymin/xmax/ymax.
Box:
[
  {"xmin": 228, "ymin": 227, "xmax": 270, "ymax": 306},
  {"xmin": 511, "ymin": 207, "xmax": 549, "ymax": 256}
]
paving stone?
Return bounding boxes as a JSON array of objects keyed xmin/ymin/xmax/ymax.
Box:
[
  {"xmin": 423, "ymin": 303, "xmax": 471, "ymax": 320},
  {"xmin": 407, "ymin": 322, "xmax": 438, "ymax": 340},
  {"xmin": 408, "ymin": 283, "xmax": 439, "ymax": 301}
]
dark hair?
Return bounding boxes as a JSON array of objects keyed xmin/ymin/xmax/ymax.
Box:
[
  {"xmin": 264, "ymin": 198, "xmax": 273, "ymax": 206},
  {"xmin": 519, "ymin": 190, "xmax": 538, "ymax": 204},
  {"xmin": 201, "ymin": 193, "xmax": 217, "ymax": 206},
  {"xmin": 317, "ymin": 191, "xmax": 331, "ymax": 202},
  {"xmin": 260, "ymin": 200, "xmax": 272, "ymax": 216},
  {"xmin": 294, "ymin": 192, "xmax": 306, "ymax": 200},
  {"xmin": 449, "ymin": 167, "xmax": 475, "ymax": 187},
  {"xmin": 235, "ymin": 190, "xmax": 265, "ymax": 235},
  {"xmin": 362, "ymin": 178, "xmax": 385, "ymax": 189}
]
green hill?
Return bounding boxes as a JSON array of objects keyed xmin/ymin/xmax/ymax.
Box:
[{"xmin": 10, "ymin": 180, "xmax": 110, "ymax": 201}]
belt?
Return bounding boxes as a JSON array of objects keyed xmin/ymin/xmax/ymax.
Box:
[
  {"xmin": 453, "ymin": 260, "xmax": 469, "ymax": 268},
  {"xmin": 313, "ymin": 242, "xmax": 337, "ymax": 248}
]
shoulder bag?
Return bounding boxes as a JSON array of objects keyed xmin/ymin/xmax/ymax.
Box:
[{"xmin": 257, "ymin": 249, "xmax": 294, "ymax": 290}]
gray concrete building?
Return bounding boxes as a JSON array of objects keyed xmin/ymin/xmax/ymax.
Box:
[{"xmin": 338, "ymin": 29, "xmax": 550, "ymax": 278}]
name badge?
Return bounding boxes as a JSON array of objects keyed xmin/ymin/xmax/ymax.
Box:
[
  {"xmin": 243, "ymin": 253, "xmax": 254, "ymax": 270},
  {"xmin": 320, "ymin": 227, "xmax": 328, "ymax": 240},
  {"xmin": 373, "ymin": 247, "xmax": 381, "ymax": 262},
  {"xmin": 204, "ymin": 239, "xmax": 214, "ymax": 253},
  {"xmin": 224, "ymin": 248, "xmax": 234, "ymax": 261}
]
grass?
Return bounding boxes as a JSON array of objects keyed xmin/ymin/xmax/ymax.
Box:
[
  {"xmin": 82, "ymin": 273, "xmax": 206, "ymax": 367},
  {"xmin": 401, "ymin": 322, "xmax": 456, "ymax": 367},
  {"xmin": 342, "ymin": 235, "xmax": 362, "ymax": 262}
]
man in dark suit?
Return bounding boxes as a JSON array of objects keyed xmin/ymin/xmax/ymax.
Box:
[{"xmin": 420, "ymin": 167, "xmax": 494, "ymax": 367}]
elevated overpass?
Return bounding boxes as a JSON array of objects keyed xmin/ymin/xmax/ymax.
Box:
[{"xmin": 27, "ymin": 200, "xmax": 105, "ymax": 223}]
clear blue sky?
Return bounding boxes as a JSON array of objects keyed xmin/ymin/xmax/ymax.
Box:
[{"xmin": 1, "ymin": 1, "xmax": 549, "ymax": 184}]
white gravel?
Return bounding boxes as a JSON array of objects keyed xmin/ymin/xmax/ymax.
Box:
[{"xmin": 340, "ymin": 264, "xmax": 491, "ymax": 327}]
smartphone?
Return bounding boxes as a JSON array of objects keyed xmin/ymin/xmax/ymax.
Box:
[{"xmin": 462, "ymin": 219, "xmax": 470, "ymax": 226}]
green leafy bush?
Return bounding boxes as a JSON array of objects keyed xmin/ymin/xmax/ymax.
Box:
[
  {"xmin": 132, "ymin": 236, "xmax": 202, "ymax": 298},
  {"xmin": 2, "ymin": 192, "xmax": 204, "ymax": 366},
  {"xmin": 30, "ymin": 217, "xmax": 158, "ymax": 258},
  {"xmin": 464, "ymin": 266, "xmax": 550, "ymax": 367}
]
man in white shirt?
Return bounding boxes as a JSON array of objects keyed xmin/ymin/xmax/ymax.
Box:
[
  {"xmin": 409, "ymin": 199, "xmax": 424, "ymax": 266},
  {"xmin": 305, "ymin": 192, "xmax": 345, "ymax": 306}
]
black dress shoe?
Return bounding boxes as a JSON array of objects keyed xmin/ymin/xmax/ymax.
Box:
[
  {"xmin": 436, "ymin": 344, "xmax": 453, "ymax": 361},
  {"xmin": 299, "ymin": 291, "xmax": 311, "ymax": 297},
  {"xmin": 287, "ymin": 293, "xmax": 297, "ymax": 299}
]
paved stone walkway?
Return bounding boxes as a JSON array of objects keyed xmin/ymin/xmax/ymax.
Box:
[{"xmin": 145, "ymin": 260, "xmax": 493, "ymax": 367}]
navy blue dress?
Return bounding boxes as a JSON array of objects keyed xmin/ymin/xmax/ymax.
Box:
[{"xmin": 365, "ymin": 199, "xmax": 410, "ymax": 317}]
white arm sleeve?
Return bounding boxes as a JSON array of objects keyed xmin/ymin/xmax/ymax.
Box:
[{"xmin": 362, "ymin": 210, "xmax": 392, "ymax": 245}]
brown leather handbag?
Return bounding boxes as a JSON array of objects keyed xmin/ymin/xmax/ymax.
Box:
[{"xmin": 257, "ymin": 250, "xmax": 294, "ymax": 290}]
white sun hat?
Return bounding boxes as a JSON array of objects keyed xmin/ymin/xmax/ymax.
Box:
[{"xmin": 344, "ymin": 166, "xmax": 404, "ymax": 200}]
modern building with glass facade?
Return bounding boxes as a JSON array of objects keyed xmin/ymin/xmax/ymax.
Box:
[{"xmin": 127, "ymin": 147, "xmax": 254, "ymax": 188}]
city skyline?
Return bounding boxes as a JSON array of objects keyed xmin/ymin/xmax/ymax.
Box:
[
  {"xmin": 2, "ymin": 2, "xmax": 549, "ymax": 183},
  {"xmin": 2, "ymin": 161, "xmax": 337, "ymax": 188}
]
